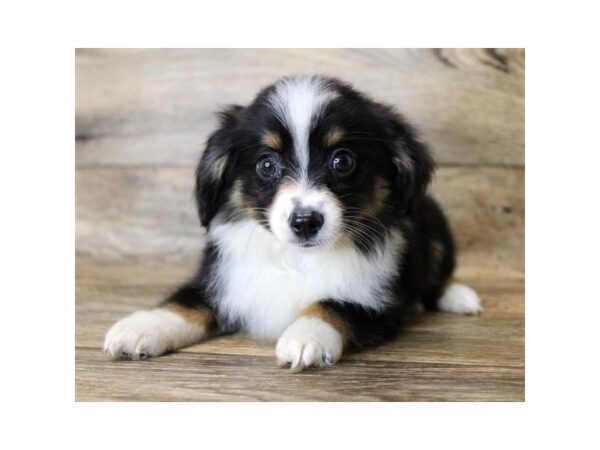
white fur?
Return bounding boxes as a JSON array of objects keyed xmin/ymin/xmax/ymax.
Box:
[
  {"xmin": 268, "ymin": 75, "xmax": 337, "ymax": 180},
  {"xmin": 268, "ymin": 181, "xmax": 343, "ymax": 247},
  {"xmin": 103, "ymin": 309, "xmax": 207, "ymax": 359},
  {"xmin": 208, "ymin": 219, "xmax": 404, "ymax": 339},
  {"xmin": 438, "ymin": 283, "xmax": 482, "ymax": 315},
  {"xmin": 275, "ymin": 317, "xmax": 343, "ymax": 371}
]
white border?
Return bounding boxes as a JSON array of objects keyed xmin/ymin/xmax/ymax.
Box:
[{"xmin": 3, "ymin": 0, "xmax": 600, "ymax": 449}]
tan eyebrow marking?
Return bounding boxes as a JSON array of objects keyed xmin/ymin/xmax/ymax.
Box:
[
  {"xmin": 323, "ymin": 127, "xmax": 345, "ymax": 147},
  {"xmin": 261, "ymin": 130, "xmax": 282, "ymax": 150}
]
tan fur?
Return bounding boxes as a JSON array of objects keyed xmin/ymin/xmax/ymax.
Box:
[
  {"xmin": 323, "ymin": 128, "xmax": 344, "ymax": 147},
  {"xmin": 206, "ymin": 148, "xmax": 228, "ymax": 179},
  {"xmin": 229, "ymin": 179, "xmax": 245, "ymax": 207},
  {"xmin": 364, "ymin": 177, "xmax": 390, "ymax": 216},
  {"xmin": 228, "ymin": 180, "xmax": 255, "ymax": 217},
  {"xmin": 300, "ymin": 303, "xmax": 351, "ymax": 344},
  {"xmin": 262, "ymin": 130, "xmax": 282, "ymax": 150},
  {"xmin": 163, "ymin": 304, "xmax": 214, "ymax": 329},
  {"xmin": 270, "ymin": 178, "xmax": 297, "ymax": 204}
]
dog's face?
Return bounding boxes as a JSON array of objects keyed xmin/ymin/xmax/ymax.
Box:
[{"xmin": 196, "ymin": 75, "xmax": 433, "ymax": 252}]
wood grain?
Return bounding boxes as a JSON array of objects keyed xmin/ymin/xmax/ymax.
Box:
[
  {"xmin": 76, "ymin": 48, "xmax": 524, "ymax": 167},
  {"xmin": 75, "ymin": 49, "xmax": 525, "ymax": 401}
]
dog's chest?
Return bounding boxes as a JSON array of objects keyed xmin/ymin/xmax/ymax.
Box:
[{"xmin": 208, "ymin": 221, "xmax": 403, "ymax": 339}]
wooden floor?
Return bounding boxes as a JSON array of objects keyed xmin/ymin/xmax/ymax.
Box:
[{"xmin": 75, "ymin": 49, "xmax": 525, "ymax": 401}]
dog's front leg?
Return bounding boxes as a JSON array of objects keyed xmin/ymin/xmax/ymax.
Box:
[
  {"xmin": 104, "ymin": 281, "xmax": 214, "ymax": 360},
  {"xmin": 275, "ymin": 302, "xmax": 351, "ymax": 372},
  {"xmin": 276, "ymin": 300, "xmax": 403, "ymax": 371}
]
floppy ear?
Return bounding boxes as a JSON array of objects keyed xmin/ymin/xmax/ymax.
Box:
[
  {"xmin": 195, "ymin": 105, "xmax": 244, "ymax": 227},
  {"xmin": 366, "ymin": 100, "xmax": 435, "ymax": 214},
  {"xmin": 394, "ymin": 134, "xmax": 435, "ymax": 213},
  {"xmin": 386, "ymin": 117, "xmax": 435, "ymax": 214}
]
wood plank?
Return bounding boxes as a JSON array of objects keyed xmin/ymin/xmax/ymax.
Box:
[
  {"xmin": 75, "ymin": 167, "xmax": 204, "ymax": 264},
  {"xmin": 76, "ymin": 265, "xmax": 523, "ymax": 401},
  {"xmin": 432, "ymin": 167, "xmax": 525, "ymax": 281},
  {"xmin": 75, "ymin": 166, "xmax": 524, "ymax": 278},
  {"xmin": 75, "ymin": 48, "xmax": 524, "ymax": 167},
  {"xmin": 76, "ymin": 348, "xmax": 523, "ymax": 401}
]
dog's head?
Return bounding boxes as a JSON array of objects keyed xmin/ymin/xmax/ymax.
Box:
[{"xmin": 196, "ymin": 75, "xmax": 433, "ymax": 251}]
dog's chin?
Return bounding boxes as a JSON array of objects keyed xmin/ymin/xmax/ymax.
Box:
[
  {"xmin": 274, "ymin": 236, "xmax": 322, "ymax": 250},
  {"xmin": 269, "ymin": 228, "xmax": 338, "ymax": 250},
  {"xmin": 285, "ymin": 233, "xmax": 343, "ymax": 250},
  {"xmin": 297, "ymin": 240, "xmax": 322, "ymax": 249}
]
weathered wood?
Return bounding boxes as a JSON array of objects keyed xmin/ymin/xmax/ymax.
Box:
[
  {"xmin": 75, "ymin": 167, "xmax": 204, "ymax": 265},
  {"xmin": 433, "ymin": 167, "xmax": 525, "ymax": 280},
  {"xmin": 76, "ymin": 265, "xmax": 523, "ymax": 401},
  {"xmin": 76, "ymin": 166, "xmax": 524, "ymax": 278},
  {"xmin": 75, "ymin": 48, "xmax": 524, "ymax": 167},
  {"xmin": 76, "ymin": 348, "xmax": 524, "ymax": 402}
]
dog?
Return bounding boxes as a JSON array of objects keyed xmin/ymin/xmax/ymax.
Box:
[{"xmin": 104, "ymin": 74, "xmax": 482, "ymax": 371}]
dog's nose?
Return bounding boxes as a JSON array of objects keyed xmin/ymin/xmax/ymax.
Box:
[{"xmin": 289, "ymin": 209, "xmax": 324, "ymax": 239}]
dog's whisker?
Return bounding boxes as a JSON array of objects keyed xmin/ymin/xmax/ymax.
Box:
[
  {"xmin": 343, "ymin": 206, "xmax": 389, "ymax": 222},
  {"xmin": 343, "ymin": 219, "xmax": 389, "ymax": 242},
  {"xmin": 343, "ymin": 227, "xmax": 386, "ymax": 246},
  {"xmin": 343, "ymin": 214, "xmax": 388, "ymax": 232},
  {"xmin": 343, "ymin": 212, "xmax": 390, "ymax": 233},
  {"xmin": 341, "ymin": 224, "xmax": 381, "ymax": 251}
]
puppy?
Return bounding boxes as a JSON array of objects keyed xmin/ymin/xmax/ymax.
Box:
[{"xmin": 104, "ymin": 75, "xmax": 482, "ymax": 371}]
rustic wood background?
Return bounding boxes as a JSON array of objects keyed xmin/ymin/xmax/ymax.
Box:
[{"xmin": 75, "ymin": 48, "xmax": 525, "ymax": 401}]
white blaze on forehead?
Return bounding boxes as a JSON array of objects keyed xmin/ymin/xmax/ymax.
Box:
[{"xmin": 268, "ymin": 75, "xmax": 337, "ymax": 180}]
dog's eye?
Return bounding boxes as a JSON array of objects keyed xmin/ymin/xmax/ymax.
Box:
[
  {"xmin": 330, "ymin": 149, "xmax": 356, "ymax": 176},
  {"xmin": 256, "ymin": 155, "xmax": 279, "ymax": 180}
]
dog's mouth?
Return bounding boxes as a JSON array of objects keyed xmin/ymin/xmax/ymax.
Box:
[
  {"xmin": 298, "ymin": 240, "xmax": 320, "ymax": 249},
  {"xmin": 286, "ymin": 231, "xmax": 343, "ymax": 250}
]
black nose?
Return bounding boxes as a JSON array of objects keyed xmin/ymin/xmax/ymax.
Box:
[{"xmin": 289, "ymin": 209, "xmax": 324, "ymax": 239}]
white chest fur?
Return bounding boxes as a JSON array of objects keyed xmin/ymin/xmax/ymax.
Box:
[{"xmin": 207, "ymin": 220, "xmax": 404, "ymax": 339}]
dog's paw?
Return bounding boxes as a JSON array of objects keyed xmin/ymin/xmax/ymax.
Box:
[
  {"xmin": 103, "ymin": 309, "xmax": 204, "ymax": 360},
  {"xmin": 438, "ymin": 283, "xmax": 482, "ymax": 315},
  {"xmin": 275, "ymin": 317, "xmax": 344, "ymax": 372}
]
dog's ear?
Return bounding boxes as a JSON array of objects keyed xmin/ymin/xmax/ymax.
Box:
[
  {"xmin": 394, "ymin": 133, "xmax": 435, "ymax": 213},
  {"xmin": 195, "ymin": 105, "xmax": 244, "ymax": 227},
  {"xmin": 379, "ymin": 110, "xmax": 435, "ymax": 214}
]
